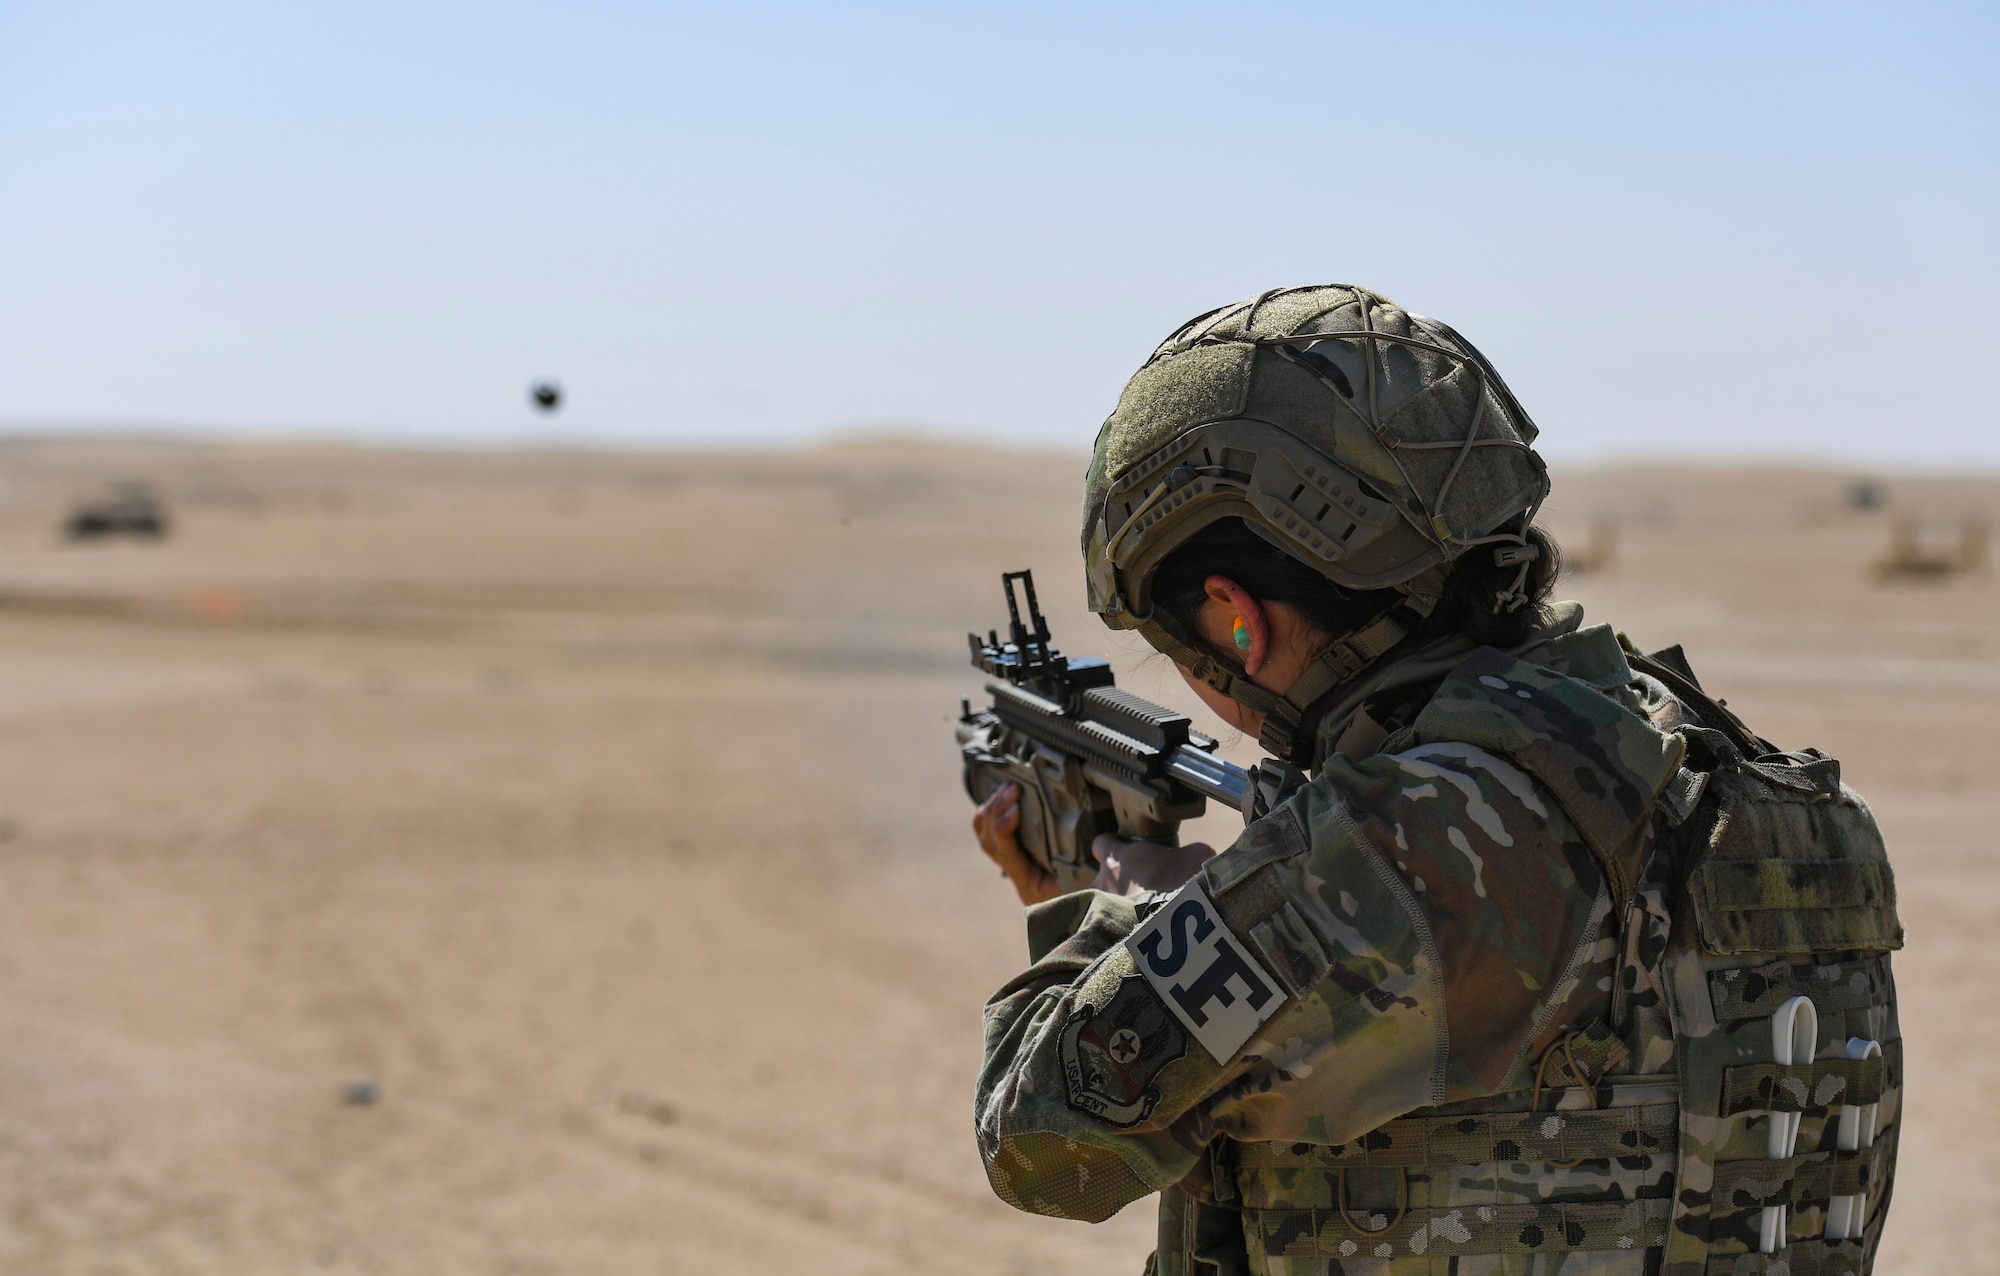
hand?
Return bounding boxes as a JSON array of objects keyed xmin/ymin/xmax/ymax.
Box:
[
  {"xmin": 1090, "ymin": 833, "xmax": 1216, "ymax": 900},
  {"xmin": 973, "ymin": 784, "xmax": 1061, "ymax": 906}
]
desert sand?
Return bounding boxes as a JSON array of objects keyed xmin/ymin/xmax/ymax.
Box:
[{"xmin": 0, "ymin": 436, "xmax": 1989, "ymax": 1274}]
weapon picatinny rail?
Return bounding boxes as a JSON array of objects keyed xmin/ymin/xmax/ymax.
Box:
[{"xmin": 956, "ymin": 570, "xmax": 1298, "ymax": 893}]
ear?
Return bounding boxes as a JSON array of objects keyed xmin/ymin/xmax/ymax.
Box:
[{"xmin": 1201, "ymin": 575, "xmax": 1272, "ymax": 676}]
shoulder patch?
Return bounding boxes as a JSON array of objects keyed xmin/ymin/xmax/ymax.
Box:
[
  {"xmin": 1060, "ymin": 975, "xmax": 1187, "ymax": 1127},
  {"xmin": 1125, "ymin": 878, "xmax": 1287, "ymax": 1065}
]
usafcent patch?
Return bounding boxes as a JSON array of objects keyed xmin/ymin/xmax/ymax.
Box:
[
  {"xmin": 1060, "ymin": 975, "xmax": 1187, "ymax": 1127},
  {"xmin": 1125, "ymin": 877, "xmax": 1285, "ymax": 1064}
]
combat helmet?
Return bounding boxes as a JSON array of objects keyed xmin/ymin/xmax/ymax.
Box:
[{"xmin": 1083, "ymin": 284, "xmax": 1551, "ymax": 762}]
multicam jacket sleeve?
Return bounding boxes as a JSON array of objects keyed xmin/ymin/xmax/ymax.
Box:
[{"xmin": 976, "ymin": 739, "xmax": 1616, "ymax": 1222}]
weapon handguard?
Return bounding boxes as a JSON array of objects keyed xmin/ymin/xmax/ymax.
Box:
[{"xmin": 957, "ymin": 570, "xmax": 1300, "ymax": 893}]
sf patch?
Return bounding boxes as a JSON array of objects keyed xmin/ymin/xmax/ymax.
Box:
[
  {"xmin": 1126, "ymin": 877, "xmax": 1286, "ymax": 1064},
  {"xmin": 1061, "ymin": 975, "xmax": 1187, "ymax": 1127}
]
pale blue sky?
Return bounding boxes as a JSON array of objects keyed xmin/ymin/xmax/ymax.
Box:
[{"xmin": 1, "ymin": 2, "xmax": 1994, "ymax": 463}]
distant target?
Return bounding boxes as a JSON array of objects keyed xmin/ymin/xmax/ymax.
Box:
[{"xmin": 529, "ymin": 380, "xmax": 563, "ymax": 412}]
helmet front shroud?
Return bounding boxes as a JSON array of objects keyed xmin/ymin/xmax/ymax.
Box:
[{"xmin": 1082, "ymin": 285, "xmax": 1551, "ymax": 763}]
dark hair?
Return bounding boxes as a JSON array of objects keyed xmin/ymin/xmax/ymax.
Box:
[{"xmin": 1151, "ymin": 518, "xmax": 1562, "ymax": 656}]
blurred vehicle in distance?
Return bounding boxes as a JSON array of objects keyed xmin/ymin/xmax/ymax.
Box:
[{"xmin": 65, "ymin": 482, "xmax": 171, "ymax": 541}]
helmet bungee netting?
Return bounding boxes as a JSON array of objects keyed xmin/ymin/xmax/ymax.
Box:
[{"xmin": 1081, "ymin": 284, "xmax": 1551, "ymax": 761}]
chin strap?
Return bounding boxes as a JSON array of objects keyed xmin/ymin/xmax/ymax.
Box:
[{"xmin": 1135, "ymin": 565, "xmax": 1449, "ymax": 766}]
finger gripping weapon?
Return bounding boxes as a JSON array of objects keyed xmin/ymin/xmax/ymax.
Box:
[{"xmin": 957, "ymin": 570, "xmax": 1302, "ymax": 894}]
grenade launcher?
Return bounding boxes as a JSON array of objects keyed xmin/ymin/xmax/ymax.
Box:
[{"xmin": 956, "ymin": 570, "xmax": 1302, "ymax": 894}]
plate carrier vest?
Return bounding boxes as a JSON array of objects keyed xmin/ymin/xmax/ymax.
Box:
[{"xmin": 1150, "ymin": 642, "xmax": 1904, "ymax": 1276}]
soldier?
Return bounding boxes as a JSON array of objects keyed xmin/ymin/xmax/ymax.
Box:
[{"xmin": 971, "ymin": 286, "xmax": 1903, "ymax": 1274}]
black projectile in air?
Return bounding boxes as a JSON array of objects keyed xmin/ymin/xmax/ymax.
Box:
[{"xmin": 529, "ymin": 380, "xmax": 563, "ymax": 413}]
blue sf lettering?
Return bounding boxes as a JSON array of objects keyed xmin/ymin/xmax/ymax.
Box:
[{"xmin": 1127, "ymin": 880, "xmax": 1285, "ymax": 1064}]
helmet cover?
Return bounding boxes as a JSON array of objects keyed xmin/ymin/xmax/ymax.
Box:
[
  {"xmin": 1083, "ymin": 284, "xmax": 1549, "ymax": 626},
  {"xmin": 1079, "ymin": 285, "xmax": 1552, "ymax": 760}
]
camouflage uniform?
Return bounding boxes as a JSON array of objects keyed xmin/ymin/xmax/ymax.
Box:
[
  {"xmin": 977, "ymin": 611, "xmax": 1904, "ymax": 1274},
  {"xmin": 981, "ymin": 285, "xmax": 1903, "ymax": 1274}
]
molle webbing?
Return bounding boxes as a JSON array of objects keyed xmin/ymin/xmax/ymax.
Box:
[
  {"xmin": 1235, "ymin": 1103, "xmax": 1678, "ymax": 1172},
  {"xmin": 1685, "ymin": 1238, "xmax": 1868, "ymax": 1276},
  {"xmin": 1719, "ymin": 1040, "xmax": 1899, "ymax": 1115},
  {"xmin": 1709, "ymin": 1146, "xmax": 1888, "ymax": 1210},
  {"xmin": 1648, "ymin": 644, "xmax": 1902, "ymax": 1276},
  {"xmin": 1250, "ymin": 1198, "xmax": 1671, "ymax": 1263},
  {"xmin": 1707, "ymin": 955, "xmax": 1893, "ymax": 1022}
]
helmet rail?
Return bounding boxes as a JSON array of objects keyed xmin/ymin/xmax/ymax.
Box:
[{"xmin": 1082, "ymin": 285, "xmax": 1552, "ymax": 761}]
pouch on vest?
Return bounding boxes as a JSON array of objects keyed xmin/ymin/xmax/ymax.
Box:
[
  {"xmin": 1632, "ymin": 648, "xmax": 1905, "ymax": 1276},
  {"xmin": 1150, "ymin": 1143, "xmax": 1251, "ymax": 1276}
]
